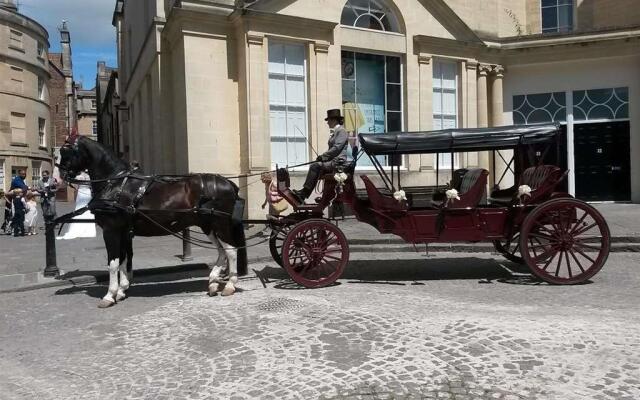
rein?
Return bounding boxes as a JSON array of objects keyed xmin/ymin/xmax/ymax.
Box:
[{"xmin": 56, "ymin": 160, "xmax": 317, "ymax": 186}]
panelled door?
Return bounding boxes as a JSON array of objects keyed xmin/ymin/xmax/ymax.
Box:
[{"xmin": 574, "ymin": 121, "xmax": 631, "ymax": 201}]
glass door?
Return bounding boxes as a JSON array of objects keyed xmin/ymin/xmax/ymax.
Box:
[{"xmin": 341, "ymin": 51, "xmax": 402, "ymax": 167}]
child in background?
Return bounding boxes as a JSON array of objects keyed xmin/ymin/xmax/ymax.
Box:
[
  {"xmin": 11, "ymin": 188, "xmax": 26, "ymax": 237},
  {"xmin": 24, "ymin": 191, "xmax": 39, "ymax": 235}
]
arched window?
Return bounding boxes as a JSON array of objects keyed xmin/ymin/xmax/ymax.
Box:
[{"xmin": 341, "ymin": 0, "xmax": 401, "ymax": 33}]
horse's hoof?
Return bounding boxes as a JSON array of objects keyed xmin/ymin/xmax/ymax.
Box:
[
  {"xmin": 221, "ymin": 286, "xmax": 235, "ymax": 296},
  {"xmin": 208, "ymin": 283, "xmax": 220, "ymax": 296},
  {"xmin": 98, "ymin": 299, "xmax": 115, "ymax": 308},
  {"xmin": 116, "ymin": 291, "xmax": 126, "ymax": 302}
]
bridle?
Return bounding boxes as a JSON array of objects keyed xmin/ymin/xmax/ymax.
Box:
[{"xmin": 56, "ymin": 135, "xmax": 132, "ymax": 184}]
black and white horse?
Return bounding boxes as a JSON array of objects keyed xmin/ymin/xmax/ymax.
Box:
[{"xmin": 58, "ymin": 136, "xmax": 247, "ymax": 308}]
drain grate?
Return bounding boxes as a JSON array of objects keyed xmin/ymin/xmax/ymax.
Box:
[{"xmin": 256, "ymin": 297, "xmax": 307, "ymax": 314}]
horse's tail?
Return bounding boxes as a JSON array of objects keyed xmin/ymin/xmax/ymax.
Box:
[{"xmin": 231, "ymin": 198, "xmax": 247, "ymax": 276}]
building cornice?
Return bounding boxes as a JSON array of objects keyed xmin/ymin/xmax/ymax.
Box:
[
  {"xmin": 0, "ymin": 7, "xmax": 49, "ymax": 46},
  {"xmin": 0, "ymin": 53, "xmax": 52, "ymax": 79},
  {"xmin": 485, "ymin": 26, "xmax": 640, "ymax": 50},
  {"xmin": 0, "ymin": 90, "xmax": 51, "ymax": 108}
]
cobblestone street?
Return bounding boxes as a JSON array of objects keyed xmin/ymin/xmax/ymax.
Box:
[{"xmin": 1, "ymin": 251, "xmax": 639, "ymax": 400}]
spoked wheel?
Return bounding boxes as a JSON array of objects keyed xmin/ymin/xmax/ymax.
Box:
[
  {"xmin": 520, "ymin": 199, "xmax": 610, "ymax": 285},
  {"xmin": 493, "ymin": 233, "xmax": 524, "ymax": 264},
  {"xmin": 282, "ymin": 219, "xmax": 349, "ymax": 288},
  {"xmin": 269, "ymin": 225, "xmax": 291, "ymax": 268}
]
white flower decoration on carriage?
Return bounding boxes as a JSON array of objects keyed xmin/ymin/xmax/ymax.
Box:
[
  {"xmin": 393, "ymin": 189, "xmax": 407, "ymax": 202},
  {"xmin": 518, "ymin": 185, "xmax": 532, "ymax": 198},
  {"xmin": 334, "ymin": 172, "xmax": 348, "ymax": 184},
  {"xmin": 445, "ymin": 188, "xmax": 460, "ymax": 201}
]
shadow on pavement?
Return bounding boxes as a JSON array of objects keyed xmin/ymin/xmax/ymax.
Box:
[
  {"xmin": 260, "ymin": 257, "xmax": 544, "ymax": 289},
  {"xmin": 55, "ymin": 278, "xmax": 209, "ymax": 299}
]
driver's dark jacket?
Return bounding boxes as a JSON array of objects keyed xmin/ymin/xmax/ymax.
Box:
[{"xmin": 318, "ymin": 126, "xmax": 348, "ymax": 163}]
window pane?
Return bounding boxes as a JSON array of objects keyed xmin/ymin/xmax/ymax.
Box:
[
  {"xmin": 441, "ymin": 63, "xmax": 457, "ymax": 89},
  {"xmin": 286, "ymin": 109, "xmax": 306, "ymax": 141},
  {"xmin": 268, "ymin": 43, "xmax": 284, "ymax": 74},
  {"xmin": 271, "ymin": 138, "xmax": 288, "ymax": 166},
  {"xmin": 285, "ymin": 44, "xmax": 305, "ymax": 76},
  {"xmin": 558, "ymin": 5, "xmax": 573, "ymax": 29},
  {"xmin": 558, "ymin": 0, "xmax": 572, "ymax": 5},
  {"xmin": 441, "ymin": 91, "xmax": 457, "ymax": 115},
  {"xmin": 342, "ymin": 80, "xmax": 355, "ymax": 103},
  {"xmin": 433, "ymin": 90, "xmax": 442, "ymax": 114},
  {"xmin": 288, "ymin": 138, "xmax": 307, "ymax": 165},
  {"xmin": 341, "ymin": 52, "xmax": 355, "ymax": 79},
  {"xmin": 442, "ymin": 116, "xmax": 457, "ymax": 129},
  {"xmin": 386, "ymin": 84, "xmax": 401, "ymax": 111},
  {"xmin": 268, "ymin": 75, "xmax": 285, "ymax": 104},
  {"xmin": 355, "ymin": 14, "xmax": 384, "ymax": 30},
  {"xmin": 285, "ymin": 77, "xmax": 305, "ymax": 106},
  {"xmin": 542, "ymin": 7, "xmax": 558, "ymax": 30},
  {"xmin": 541, "ymin": 0, "xmax": 557, "ymax": 7},
  {"xmin": 387, "ymin": 111, "xmax": 401, "ymax": 132},
  {"xmin": 269, "ymin": 107, "xmax": 287, "ymax": 138},
  {"xmin": 386, "ymin": 57, "xmax": 400, "ymax": 83}
]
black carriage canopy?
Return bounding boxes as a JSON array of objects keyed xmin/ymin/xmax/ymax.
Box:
[{"xmin": 358, "ymin": 123, "xmax": 561, "ymax": 155}]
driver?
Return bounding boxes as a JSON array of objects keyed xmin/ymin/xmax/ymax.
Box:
[{"xmin": 293, "ymin": 109, "xmax": 348, "ymax": 203}]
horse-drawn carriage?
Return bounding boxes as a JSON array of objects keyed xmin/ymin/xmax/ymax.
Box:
[{"xmin": 269, "ymin": 123, "xmax": 610, "ymax": 288}]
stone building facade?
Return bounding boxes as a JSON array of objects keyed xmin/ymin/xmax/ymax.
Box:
[
  {"xmin": 95, "ymin": 61, "xmax": 121, "ymax": 156},
  {"xmin": 114, "ymin": 0, "xmax": 640, "ymax": 217},
  {"xmin": 0, "ymin": 0, "xmax": 52, "ymax": 190},
  {"xmin": 76, "ymin": 85, "xmax": 97, "ymax": 141}
]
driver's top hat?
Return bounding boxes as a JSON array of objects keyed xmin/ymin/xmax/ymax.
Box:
[{"xmin": 325, "ymin": 108, "xmax": 344, "ymax": 121}]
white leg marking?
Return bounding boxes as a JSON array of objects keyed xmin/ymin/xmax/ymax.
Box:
[
  {"xmin": 99, "ymin": 258, "xmax": 119, "ymax": 308},
  {"xmin": 207, "ymin": 233, "xmax": 226, "ymax": 296},
  {"xmin": 116, "ymin": 260, "xmax": 129, "ymax": 301},
  {"xmin": 219, "ymin": 238, "xmax": 238, "ymax": 297}
]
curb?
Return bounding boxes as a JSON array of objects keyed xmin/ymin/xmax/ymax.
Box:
[{"xmin": 2, "ymin": 239, "xmax": 638, "ymax": 294}]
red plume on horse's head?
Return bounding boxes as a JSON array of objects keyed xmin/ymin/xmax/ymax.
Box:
[{"xmin": 66, "ymin": 125, "xmax": 79, "ymax": 145}]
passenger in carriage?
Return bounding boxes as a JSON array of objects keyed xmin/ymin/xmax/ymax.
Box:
[{"xmin": 293, "ymin": 109, "xmax": 349, "ymax": 202}]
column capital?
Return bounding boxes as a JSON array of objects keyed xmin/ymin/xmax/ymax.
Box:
[
  {"xmin": 492, "ymin": 65, "xmax": 505, "ymax": 78},
  {"xmin": 478, "ymin": 63, "xmax": 492, "ymax": 76},
  {"xmin": 246, "ymin": 33, "xmax": 264, "ymax": 46},
  {"xmin": 417, "ymin": 54, "xmax": 432, "ymax": 65},
  {"xmin": 314, "ymin": 41, "xmax": 330, "ymax": 54},
  {"xmin": 466, "ymin": 61, "xmax": 478, "ymax": 71}
]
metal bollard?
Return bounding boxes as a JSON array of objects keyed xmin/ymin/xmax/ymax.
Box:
[
  {"xmin": 181, "ymin": 229, "xmax": 193, "ymax": 261},
  {"xmin": 43, "ymin": 218, "xmax": 60, "ymax": 277}
]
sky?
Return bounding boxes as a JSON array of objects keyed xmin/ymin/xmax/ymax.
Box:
[{"xmin": 18, "ymin": 0, "xmax": 117, "ymax": 90}]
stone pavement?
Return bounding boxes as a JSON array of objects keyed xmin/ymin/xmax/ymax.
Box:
[
  {"xmin": 0, "ymin": 251, "xmax": 639, "ymax": 399},
  {"xmin": 0, "ymin": 203, "xmax": 639, "ymax": 292}
]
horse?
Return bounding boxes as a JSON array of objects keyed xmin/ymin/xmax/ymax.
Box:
[{"xmin": 57, "ymin": 136, "xmax": 247, "ymax": 308}]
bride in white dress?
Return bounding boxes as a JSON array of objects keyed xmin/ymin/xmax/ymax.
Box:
[{"xmin": 57, "ymin": 171, "xmax": 97, "ymax": 240}]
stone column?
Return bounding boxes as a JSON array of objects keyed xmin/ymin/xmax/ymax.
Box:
[
  {"xmin": 477, "ymin": 64, "xmax": 491, "ymax": 128},
  {"xmin": 246, "ymin": 33, "xmax": 269, "ymax": 171},
  {"xmin": 465, "ymin": 62, "xmax": 479, "ymax": 166},
  {"xmin": 418, "ymin": 54, "xmax": 433, "ymax": 171},
  {"xmin": 490, "ymin": 65, "xmax": 505, "ymax": 126},
  {"xmin": 490, "ymin": 65, "xmax": 508, "ymax": 188},
  {"xmin": 313, "ymin": 41, "xmax": 330, "ymax": 155},
  {"xmin": 477, "ymin": 64, "xmax": 491, "ymax": 173}
]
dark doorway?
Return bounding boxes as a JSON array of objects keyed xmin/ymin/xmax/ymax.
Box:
[{"xmin": 574, "ymin": 121, "xmax": 631, "ymax": 201}]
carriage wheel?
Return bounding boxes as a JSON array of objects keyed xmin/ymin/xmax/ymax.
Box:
[
  {"xmin": 282, "ymin": 219, "xmax": 349, "ymax": 288},
  {"xmin": 493, "ymin": 234, "xmax": 524, "ymax": 264},
  {"xmin": 520, "ymin": 199, "xmax": 610, "ymax": 285},
  {"xmin": 269, "ymin": 225, "xmax": 291, "ymax": 268}
]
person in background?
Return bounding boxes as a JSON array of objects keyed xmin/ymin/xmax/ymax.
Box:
[
  {"xmin": 10, "ymin": 169, "xmax": 29, "ymax": 193},
  {"xmin": 33, "ymin": 170, "xmax": 57, "ymax": 220},
  {"xmin": 11, "ymin": 188, "xmax": 26, "ymax": 237},
  {"xmin": 24, "ymin": 191, "xmax": 39, "ymax": 235}
]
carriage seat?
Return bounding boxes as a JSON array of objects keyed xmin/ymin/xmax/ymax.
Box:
[
  {"xmin": 489, "ymin": 165, "xmax": 563, "ymax": 206},
  {"xmin": 360, "ymin": 175, "xmax": 407, "ymax": 212},
  {"xmin": 432, "ymin": 168, "xmax": 489, "ymax": 209}
]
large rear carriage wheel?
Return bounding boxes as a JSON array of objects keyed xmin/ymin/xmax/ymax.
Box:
[
  {"xmin": 520, "ymin": 199, "xmax": 610, "ymax": 285},
  {"xmin": 282, "ymin": 219, "xmax": 349, "ymax": 288}
]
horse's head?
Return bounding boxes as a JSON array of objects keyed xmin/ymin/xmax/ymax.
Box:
[{"xmin": 58, "ymin": 135, "xmax": 90, "ymax": 181}]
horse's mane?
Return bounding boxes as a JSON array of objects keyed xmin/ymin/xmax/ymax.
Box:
[{"xmin": 78, "ymin": 136, "xmax": 129, "ymax": 172}]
